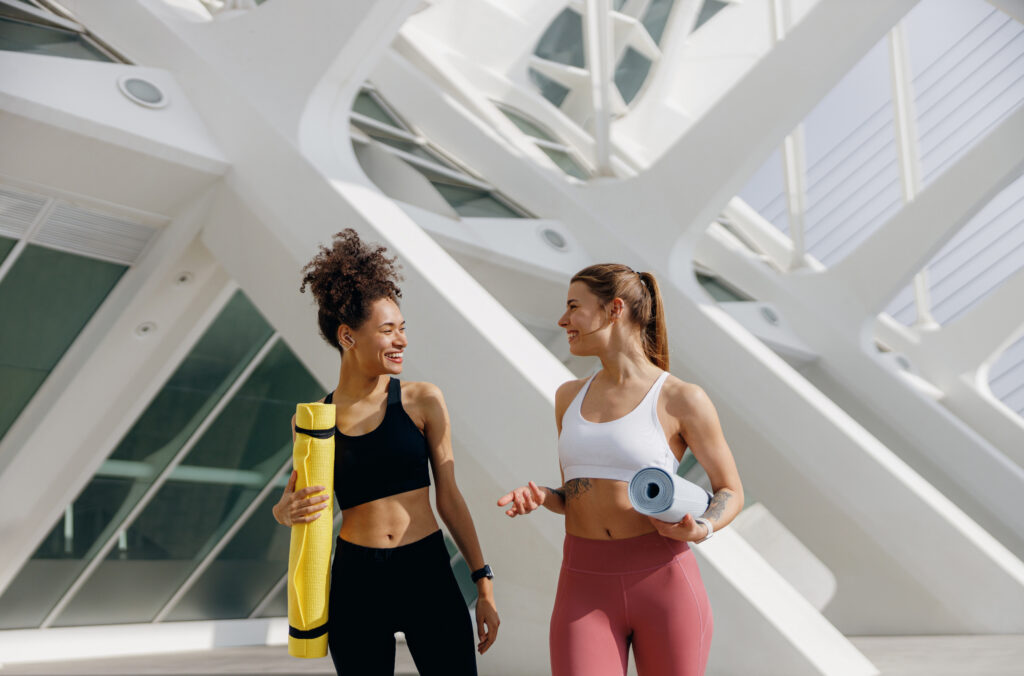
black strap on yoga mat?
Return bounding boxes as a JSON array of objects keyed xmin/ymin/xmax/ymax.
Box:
[
  {"xmin": 289, "ymin": 623, "xmax": 328, "ymax": 639},
  {"xmin": 294, "ymin": 426, "xmax": 333, "ymax": 439}
]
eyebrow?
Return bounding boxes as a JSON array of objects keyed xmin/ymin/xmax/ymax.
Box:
[
  {"xmin": 566, "ymin": 299, "xmax": 579, "ymax": 306},
  {"xmin": 378, "ymin": 321, "xmax": 406, "ymax": 328}
]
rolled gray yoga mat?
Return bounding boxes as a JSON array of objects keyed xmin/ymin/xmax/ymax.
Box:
[{"xmin": 629, "ymin": 467, "xmax": 712, "ymax": 522}]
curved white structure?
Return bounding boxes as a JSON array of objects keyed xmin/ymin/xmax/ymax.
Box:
[{"xmin": 0, "ymin": 1, "xmax": 1022, "ymax": 674}]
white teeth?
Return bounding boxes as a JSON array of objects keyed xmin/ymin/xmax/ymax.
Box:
[{"xmin": 386, "ymin": 352, "xmax": 403, "ymax": 358}]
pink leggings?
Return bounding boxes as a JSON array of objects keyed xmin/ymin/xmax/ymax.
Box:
[{"xmin": 550, "ymin": 532, "xmax": 712, "ymax": 676}]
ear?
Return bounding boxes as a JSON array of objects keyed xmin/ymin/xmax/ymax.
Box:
[
  {"xmin": 336, "ymin": 324, "xmax": 355, "ymax": 349},
  {"xmin": 609, "ymin": 297, "xmax": 625, "ymax": 320}
]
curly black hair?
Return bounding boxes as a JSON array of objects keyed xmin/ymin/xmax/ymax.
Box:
[{"xmin": 300, "ymin": 229, "xmax": 403, "ymax": 353}]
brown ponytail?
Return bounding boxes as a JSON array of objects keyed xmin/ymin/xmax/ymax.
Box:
[
  {"xmin": 571, "ymin": 264, "xmax": 670, "ymax": 371},
  {"xmin": 638, "ymin": 271, "xmax": 668, "ymax": 371}
]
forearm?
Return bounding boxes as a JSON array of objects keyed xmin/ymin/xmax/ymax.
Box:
[
  {"xmin": 701, "ymin": 487, "xmax": 743, "ymax": 531},
  {"xmin": 438, "ymin": 491, "xmax": 487, "ymax": 572},
  {"xmin": 542, "ymin": 485, "xmax": 567, "ymax": 515}
]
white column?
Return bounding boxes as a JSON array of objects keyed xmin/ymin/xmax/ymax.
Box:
[{"xmin": 584, "ymin": 0, "xmax": 615, "ymax": 175}]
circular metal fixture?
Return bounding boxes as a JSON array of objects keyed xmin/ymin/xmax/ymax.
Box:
[
  {"xmin": 175, "ymin": 271, "xmax": 194, "ymax": 286},
  {"xmin": 760, "ymin": 306, "xmax": 779, "ymax": 326},
  {"xmin": 135, "ymin": 321, "xmax": 157, "ymax": 338},
  {"xmin": 540, "ymin": 227, "xmax": 567, "ymax": 251},
  {"xmin": 118, "ymin": 76, "xmax": 168, "ymax": 109}
]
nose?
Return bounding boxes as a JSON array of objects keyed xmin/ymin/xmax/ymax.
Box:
[{"xmin": 558, "ymin": 311, "xmax": 569, "ymax": 328}]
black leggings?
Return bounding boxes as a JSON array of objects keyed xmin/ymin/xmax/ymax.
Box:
[{"xmin": 328, "ymin": 530, "xmax": 477, "ymax": 675}]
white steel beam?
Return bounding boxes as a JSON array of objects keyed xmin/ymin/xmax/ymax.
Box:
[
  {"xmin": 592, "ymin": 0, "xmax": 921, "ymax": 267},
  {"xmin": 584, "ymin": 0, "xmax": 614, "ymax": 174},
  {"xmin": 818, "ymin": 104, "xmax": 1024, "ymax": 321}
]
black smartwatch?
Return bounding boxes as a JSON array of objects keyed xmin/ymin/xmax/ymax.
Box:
[{"xmin": 471, "ymin": 564, "xmax": 494, "ymax": 583}]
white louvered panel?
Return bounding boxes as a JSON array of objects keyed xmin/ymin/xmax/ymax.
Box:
[
  {"xmin": 0, "ymin": 187, "xmax": 47, "ymax": 240},
  {"xmin": 989, "ymin": 336, "xmax": 1024, "ymax": 417},
  {"xmin": 885, "ymin": 171, "xmax": 1024, "ymax": 326},
  {"xmin": 32, "ymin": 203, "xmax": 157, "ymax": 265}
]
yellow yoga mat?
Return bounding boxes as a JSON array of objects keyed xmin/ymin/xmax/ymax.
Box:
[{"xmin": 287, "ymin": 402, "xmax": 335, "ymax": 658}]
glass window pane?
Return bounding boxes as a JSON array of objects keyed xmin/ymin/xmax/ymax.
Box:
[
  {"xmin": 430, "ymin": 183, "xmax": 523, "ymax": 219},
  {"xmin": 498, "ymin": 108, "xmax": 557, "ymax": 142},
  {"xmin": 352, "ymin": 91, "xmax": 403, "ymax": 129},
  {"xmin": 0, "ymin": 292, "xmax": 272, "ymax": 629},
  {"xmin": 534, "ymin": 8, "xmax": 585, "ymax": 68},
  {"xmin": 53, "ymin": 341, "xmax": 322, "ymax": 626},
  {"xmin": 164, "ymin": 491, "xmax": 290, "ymax": 621},
  {"xmin": 695, "ymin": 0, "xmax": 729, "ymax": 31},
  {"xmin": 0, "ymin": 244, "xmax": 125, "ymax": 444},
  {"xmin": 253, "ymin": 581, "xmax": 287, "ymax": 618},
  {"xmin": 642, "ymin": 0, "xmax": 675, "ymax": 45},
  {"xmin": 0, "ymin": 236, "xmax": 16, "ymax": 266},
  {"xmin": 528, "ymin": 67, "xmax": 571, "ymax": 108},
  {"xmin": 0, "ymin": 17, "xmax": 111, "ymax": 62},
  {"xmin": 614, "ymin": 47, "xmax": 653, "ymax": 104},
  {"xmin": 366, "ymin": 132, "xmax": 452, "ymax": 167},
  {"xmin": 539, "ymin": 146, "xmax": 589, "ymax": 180},
  {"xmin": 696, "ymin": 273, "xmax": 749, "ymax": 302}
]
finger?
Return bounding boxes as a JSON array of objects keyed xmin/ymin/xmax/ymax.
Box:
[
  {"xmin": 298, "ymin": 495, "xmax": 331, "ymax": 508},
  {"xmin": 285, "ymin": 470, "xmax": 297, "ymax": 492},
  {"xmin": 296, "ymin": 485, "xmax": 326, "ymax": 498},
  {"xmin": 296, "ymin": 513, "xmax": 322, "ymax": 523},
  {"xmin": 514, "ymin": 494, "xmax": 526, "ymax": 515},
  {"xmin": 497, "ymin": 492, "xmax": 514, "ymax": 507},
  {"xmin": 528, "ymin": 481, "xmax": 544, "ymax": 502},
  {"xmin": 505, "ymin": 509, "xmax": 516, "ymax": 518}
]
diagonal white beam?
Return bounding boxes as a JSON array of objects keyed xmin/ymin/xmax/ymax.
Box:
[
  {"xmin": 591, "ymin": 0, "xmax": 920, "ymax": 265},
  {"xmin": 821, "ymin": 104, "xmax": 1024, "ymax": 317},
  {"xmin": 919, "ymin": 266, "xmax": 1024, "ymax": 379}
]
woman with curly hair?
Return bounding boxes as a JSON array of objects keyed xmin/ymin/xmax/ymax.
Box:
[
  {"xmin": 498, "ymin": 264, "xmax": 743, "ymax": 676},
  {"xmin": 272, "ymin": 229, "xmax": 498, "ymax": 675}
]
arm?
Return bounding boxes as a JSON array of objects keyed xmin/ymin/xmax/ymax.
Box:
[
  {"xmin": 417, "ymin": 383, "xmax": 499, "ymax": 654},
  {"xmin": 649, "ymin": 381, "xmax": 744, "ymax": 542},
  {"xmin": 272, "ymin": 414, "xmax": 330, "ymax": 526}
]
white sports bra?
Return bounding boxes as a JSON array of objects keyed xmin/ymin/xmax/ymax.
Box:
[{"xmin": 558, "ymin": 371, "xmax": 679, "ymax": 483}]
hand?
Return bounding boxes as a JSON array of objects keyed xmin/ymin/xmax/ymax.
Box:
[
  {"xmin": 272, "ymin": 470, "xmax": 329, "ymax": 526},
  {"xmin": 648, "ymin": 513, "xmax": 710, "ymax": 542},
  {"xmin": 475, "ymin": 593, "xmax": 499, "ymax": 654},
  {"xmin": 497, "ymin": 481, "xmax": 545, "ymax": 518}
]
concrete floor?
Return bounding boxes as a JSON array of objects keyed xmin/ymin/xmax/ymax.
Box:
[{"xmin": 1, "ymin": 635, "xmax": 1023, "ymax": 674}]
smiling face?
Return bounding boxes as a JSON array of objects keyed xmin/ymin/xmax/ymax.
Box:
[
  {"xmin": 337, "ymin": 297, "xmax": 407, "ymax": 375},
  {"xmin": 558, "ymin": 281, "xmax": 614, "ymax": 356}
]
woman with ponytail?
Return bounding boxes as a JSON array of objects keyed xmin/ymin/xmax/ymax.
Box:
[{"xmin": 498, "ymin": 264, "xmax": 742, "ymax": 676}]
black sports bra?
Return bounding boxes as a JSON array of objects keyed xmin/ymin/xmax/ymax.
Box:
[{"xmin": 325, "ymin": 378, "xmax": 431, "ymax": 510}]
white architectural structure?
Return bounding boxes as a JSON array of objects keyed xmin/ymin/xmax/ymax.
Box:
[{"xmin": 0, "ymin": 0, "xmax": 1021, "ymax": 674}]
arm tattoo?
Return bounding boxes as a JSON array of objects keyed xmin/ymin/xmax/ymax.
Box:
[
  {"xmin": 704, "ymin": 489, "xmax": 732, "ymax": 522},
  {"xmin": 564, "ymin": 478, "xmax": 592, "ymax": 500},
  {"xmin": 547, "ymin": 486, "xmax": 566, "ymax": 501}
]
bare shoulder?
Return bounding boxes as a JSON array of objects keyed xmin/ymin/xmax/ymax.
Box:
[
  {"xmin": 555, "ymin": 378, "xmax": 588, "ymax": 410},
  {"xmin": 661, "ymin": 374, "xmax": 715, "ymax": 420},
  {"xmin": 399, "ymin": 380, "xmax": 446, "ymax": 411}
]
